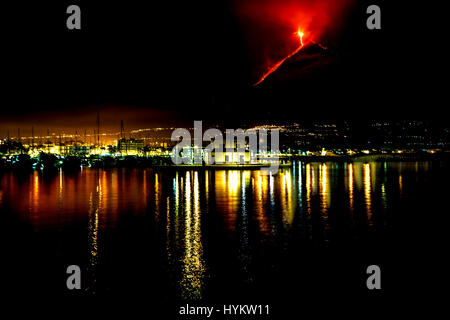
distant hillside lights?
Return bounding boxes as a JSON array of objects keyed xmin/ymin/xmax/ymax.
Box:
[{"xmin": 171, "ymin": 121, "xmax": 281, "ymax": 175}]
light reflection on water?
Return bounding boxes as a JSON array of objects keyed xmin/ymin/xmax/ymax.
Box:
[
  {"xmin": 178, "ymin": 171, "xmax": 205, "ymax": 299},
  {"xmin": 348, "ymin": 163, "xmax": 355, "ymax": 212},
  {"xmin": 363, "ymin": 163, "xmax": 373, "ymax": 225},
  {"xmin": 86, "ymin": 171, "xmax": 101, "ymax": 294},
  {"xmin": 0, "ymin": 161, "xmax": 431, "ymax": 298}
]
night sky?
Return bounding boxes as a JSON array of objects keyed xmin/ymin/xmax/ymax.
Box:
[{"xmin": 1, "ymin": 0, "xmax": 444, "ymax": 133}]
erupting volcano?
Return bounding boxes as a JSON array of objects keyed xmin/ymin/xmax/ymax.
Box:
[
  {"xmin": 238, "ymin": 0, "xmax": 354, "ymax": 87},
  {"xmin": 253, "ymin": 28, "xmax": 306, "ymax": 86}
]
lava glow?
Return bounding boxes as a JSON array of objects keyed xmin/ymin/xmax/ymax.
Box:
[
  {"xmin": 253, "ymin": 28, "xmax": 305, "ymax": 87},
  {"xmin": 238, "ymin": 0, "xmax": 355, "ymax": 87},
  {"xmin": 297, "ymin": 29, "xmax": 304, "ymax": 46}
]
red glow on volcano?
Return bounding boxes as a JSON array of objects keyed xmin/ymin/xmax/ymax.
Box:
[
  {"xmin": 232, "ymin": 0, "xmax": 354, "ymax": 85},
  {"xmin": 253, "ymin": 28, "xmax": 306, "ymax": 86}
]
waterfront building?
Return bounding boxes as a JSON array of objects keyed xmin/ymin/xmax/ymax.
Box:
[{"xmin": 118, "ymin": 138, "xmax": 144, "ymax": 156}]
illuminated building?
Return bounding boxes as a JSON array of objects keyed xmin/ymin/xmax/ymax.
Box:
[
  {"xmin": 118, "ymin": 138, "xmax": 144, "ymax": 156},
  {"xmin": 212, "ymin": 147, "xmax": 253, "ymax": 165},
  {"xmin": 60, "ymin": 145, "xmax": 90, "ymax": 157}
]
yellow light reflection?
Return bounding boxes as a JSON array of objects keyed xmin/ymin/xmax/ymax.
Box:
[
  {"xmin": 86, "ymin": 172, "xmax": 102, "ymax": 294},
  {"xmin": 319, "ymin": 163, "xmax": 329, "ymax": 228},
  {"xmin": 154, "ymin": 172, "xmax": 161, "ymax": 221},
  {"xmin": 174, "ymin": 172, "xmax": 179, "ymax": 215},
  {"xmin": 298, "ymin": 161, "xmax": 302, "ymax": 200},
  {"xmin": 101, "ymin": 170, "xmax": 108, "ymax": 214},
  {"xmin": 28, "ymin": 171, "xmax": 40, "ymax": 224},
  {"xmin": 216, "ymin": 171, "xmax": 241, "ymax": 231},
  {"xmin": 280, "ymin": 170, "xmax": 294, "ymax": 228},
  {"xmin": 205, "ymin": 171, "xmax": 209, "ymax": 210},
  {"xmin": 228, "ymin": 171, "xmax": 239, "ymax": 194},
  {"xmin": 348, "ymin": 163, "xmax": 354, "ymax": 212},
  {"xmin": 381, "ymin": 183, "xmax": 387, "ymax": 210},
  {"xmin": 242, "ymin": 171, "xmax": 251, "ymax": 190},
  {"xmin": 306, "ymin": 163, "xmax": 312, "ymax": 215},
  {"xmin": 166, "ymin": 195, "xmax": 171, "ymax": 262},
  {"xmin": 363, "ymin": 163, "xmax": 373, "ymax": 225},
  {"xmin": 180, "ymin": 171, "xmax": 205, "ymax": 300},
  {"xmin": 311, "ymin": 163, "xmax": 317, "ymax": 193},
  {"xmin": 252, "ymin": 171, "xmax": 269, "ymax": 235}
]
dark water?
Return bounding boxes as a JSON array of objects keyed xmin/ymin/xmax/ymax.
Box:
[{"xmin": 1, "ymin": 161, "xmax": 447, "ymax": 315}]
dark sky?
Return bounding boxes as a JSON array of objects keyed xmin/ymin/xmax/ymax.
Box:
[{"xmin": 0, "ymin": 0, "xmax": 445, "ymax": 133}]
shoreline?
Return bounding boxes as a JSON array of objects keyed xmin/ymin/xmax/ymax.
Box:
[
  {"xmin": 1, "ymin": 152, "xmax": 449, "ymax": 172},
  {"xmin": 292, "ymin": 152, "xmax": 450, "ymax": 163}
]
